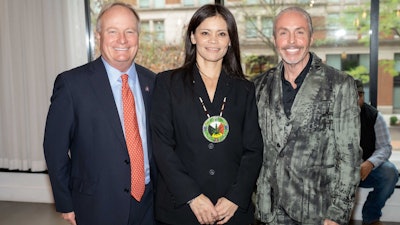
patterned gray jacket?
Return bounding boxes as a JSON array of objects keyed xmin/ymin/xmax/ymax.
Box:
[{"xmin": 253, "ymin": 52, "xmax": 362, "ymax": 225}]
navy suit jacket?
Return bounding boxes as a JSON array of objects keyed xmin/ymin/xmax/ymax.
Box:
[
  {"xmin": 151, "ymin": 68, "xmax": 263, "ymax": 224},
  {"xmin": 43, "ymin": 57, "xmax": 156, "ymax": 225}
]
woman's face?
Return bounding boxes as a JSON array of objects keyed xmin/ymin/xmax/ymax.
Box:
[{"xmin": 191, "ymin": 15, "xmax": 231, "ymax": 64}]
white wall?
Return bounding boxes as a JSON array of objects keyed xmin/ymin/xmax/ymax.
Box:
[{"xmin": 0, "ymin": 172, "xmax": 54, "ymax": 203}]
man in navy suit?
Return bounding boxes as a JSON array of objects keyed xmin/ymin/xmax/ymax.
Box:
[{"xmin": 43, "ymin": 2, "xmax": 156, "ymax": 225}]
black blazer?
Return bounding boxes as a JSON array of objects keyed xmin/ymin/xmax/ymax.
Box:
[
  {"xmin": 43, "ymin": 57, "xmax": 156, "ymax": 225},
  {"xmin": 150, "ymin": 68, "xmax": 263, "ymax": 224}
]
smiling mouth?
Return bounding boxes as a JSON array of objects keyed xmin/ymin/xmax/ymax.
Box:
[
  {"xmin": 285, "ymin": 47, "xmax": 300, "ymax": 53},
  {"xmin": 206, "ymin": 47, "xmax": 220, "ymax": 51},
  {"xmin": 115, "ymin": 48, "xmax": 129, "ymax": 51}
]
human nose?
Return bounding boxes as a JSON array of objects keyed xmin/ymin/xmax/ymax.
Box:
[
  {"xmin": 208, "ymin": 34, "xmax": 217, "ymax": 43},
  {"xmin": 118, "ymin": 33, "xmax": 127, "ymax": 44},
  {"xmin": 288, "ymin": 33, "xmax": 295, "ymax": 44}
]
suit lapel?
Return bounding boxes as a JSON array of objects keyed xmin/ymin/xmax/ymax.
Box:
[
  {"xmin": 136, "ymin": 64, "xmax": 155, "ymax": 161},
  {"xmin": 270, "ymin": 70, "xmax": 291, "ymax": 149},
  {"xmin": 258, "ymin": 65, "xmax": 293, "ymax": 151},
  {"xmin": 88, "ymin": 58, "xmax": 126, "ymax": 147},
  {"xmin": 214, "ymin": 71, "xmax": 231, "ymax": 106},
  {"xmin": 136, "ymin": 64, "xmax": 152, "ymax": 116},
  {"xmin": 193, "ymin": 68, "xmax": 232, "ymax": 114},
  {"xmin": 290, "ymin": 65, "xmax": 323, "ymax": 122}
]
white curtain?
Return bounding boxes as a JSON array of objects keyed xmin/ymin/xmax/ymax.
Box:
[{"xmin": 0, "ymin": 0, "xmax": 88, "ymax": 171}]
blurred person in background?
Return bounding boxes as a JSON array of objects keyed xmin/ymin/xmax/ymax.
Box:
[{"xmin": 355, "ymin": 79, "xmax": 398, "ymax": 225}]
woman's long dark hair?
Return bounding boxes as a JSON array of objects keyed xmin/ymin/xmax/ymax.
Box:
[{"xmin": 181, "ymin": 4, "xmax": 244, "ymax": 79}]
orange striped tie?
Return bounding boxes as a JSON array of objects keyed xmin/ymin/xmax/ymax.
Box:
[{"xmin": 121, "ymin": 74, "xmax": 145, "ymax": 201}]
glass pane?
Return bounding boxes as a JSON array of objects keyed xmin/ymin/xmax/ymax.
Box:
[
  {"xmin": 87, "ymin": 0, "xmax": 399, "ymax": 113},
  {"xmin": 394, "ymin": 54, "xmax": 400, "ymax": 111},
  {"xmin": 154, "ymin": 20, "xmax": 165, "ymax": 41},
  {"xmin": 141, "ymin": 21, "xmax": 151, "ymax": 42},
  {"xmin": 199, "ymin": 0, "xmax": 211, "ymax": 5},
  {"xmin": 154, "ymin": 0, "xmax": 165, "ymax": 8},
  {"xmin": 246, "ymin": 0, "xmax": 258, "ymax": 4},
  {"xmin": 395, "ymin": 53, "xmax": 400, "ymax": 72},
  {"xmin": 139, "ymin": 0, "xmax": 150, "ymax": 8},
  {"xmin": 326, "ymin": 54, "xmax": 342, "ymax": 70},
  {"xmin": 377, "ymin": 1, "xmax": 399, "ymax": 112},
  {"xmin": 394, "ymin": 85, "xmax": 400, "ymax": 110},
  {"xmin": 183, "ymin": 0, "xmax": 194, "ymax": 6},
  {"xmin": 261, "ymin": 17, "xmax": 272, "ymax": 37},
  {"xmin": 246, "ymin": 17, "xmax": 257, "ymax": 38}
]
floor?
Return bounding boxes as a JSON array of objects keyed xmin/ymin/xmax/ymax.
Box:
[
  {"xmin": 0, "ymin": 201, "xmax": 399, "ymax": 225},
  {"xmin": 0, "ymin": 201, "xmax": 68, "ymax": 225},
  {"xmin": 349, "ymin": 221, "xmax": 400, "ymax": 225}
]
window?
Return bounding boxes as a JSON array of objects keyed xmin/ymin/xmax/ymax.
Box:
[
  {"xmin": 154, "ymin": 0, "xmax": 165, "ymax": 8},
  {"xmin": 139, "ymin": 0, "xmax": 150, "ymax": 8},
  {"xmin": 141, "ymin": 21, "xmax": 151, "ymax": 42},
  {"xmin": 87, "ymin": 0, "xmax": 399, "ymax": 111},
  {"xmin": 326, "ymin": 54, "xmax": 342, "ymax": 70},
  {"xmin": 395, "ymin": 53, "xmax": 400, "ymax": 72},
  {"xmin": 139, "ymin": 0, "xmax": 165, "ymax": 8},
  {"xmin": 154, "ymin": 20, "xmax": 165, "ymax": 41},
  {"xmin": 183, "ymin": 0, "xmax": 210, "ymax": 6},
  {"xmin": 393, "ymin": 75, "xmax": 400, "ymax": 112},
  {"xmin": 199, "ymin": 0, "xmax": 211, "ymax": 5},
  {"xmin": 261, "ymin": 17, "xmax": 273, "ymax": 38},
  {"xmin": 326, "ymin": 13, "xmax": 341, "ymax": 39},
  {"xmin": 246, "ymin": 16, "xmax": 273, "ymax": 39},
  {"xmin": 246, "ymin": 0, "xmax": 259, "ymax": 4},
  {"xmin": 183, "ymin": 0, "xmax": 194, "ymax": 6},
  {"xmin": 394, "ymin": 53, "xmax": 400, "ymax": 112},
  {"xmin": 246, "ymin": 17, "xmax": 258, "ymax": 38},
  {"xmin": 141, "ymin": 20, "xmax": 165, "ymax": 42},
  {"xmin": 297, "ymin": 0, "xmax": 310, "ymax": 4}
]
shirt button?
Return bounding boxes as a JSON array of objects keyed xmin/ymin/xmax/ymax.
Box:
[
  {"xmin": 209, "ymin": 169, "xmax": 215, "ymax": 175},
  {"xmin": 124, "ymin": 188, "xmax": 130, "ymax": 193},
  {"xmin": 208, "ymin": 143, "xmax": 214, "ymax": 150},
  {"xmin": 124, "ymin": 159, "xmax": 130, "ymax": 164},
  {"xmin": 277, "ymin": 143, "xmax": 281, "ymax": 148}
]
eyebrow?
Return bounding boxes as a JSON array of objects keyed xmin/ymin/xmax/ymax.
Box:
[
  {"xmin": 276, "ymin": 27, "xmax": 306, "ymax": 32},
  {"xmin": 197, "ymin": 28, "xmax": 228, "ymax": 32}
]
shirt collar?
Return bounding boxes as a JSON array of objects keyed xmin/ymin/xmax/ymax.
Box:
[{"xmin": 101, "ymin": 57, "xmax": 137, "ymax": 82}]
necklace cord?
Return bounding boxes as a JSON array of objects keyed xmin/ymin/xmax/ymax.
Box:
[{"xmin": 199, "ymin": 96, "xmax": 226, "ymax": 118}]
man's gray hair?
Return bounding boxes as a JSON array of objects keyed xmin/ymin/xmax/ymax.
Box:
[
  {"xmin": 273, "ymin": 6, "xmax": 313, "ymax": 38},
  {"xmin": 96, "ymin": 2, "xmax": 140, "ymax": 33}
]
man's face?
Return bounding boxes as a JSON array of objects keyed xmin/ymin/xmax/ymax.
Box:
[
  {"xmin": 358, "ymin": 92, "xmax": 365, "ymax": 107},
  {"xmin": 96, "ymin": 5, "xmax": 139, "ymax": 72},
  {"xmin": 273, "ymin": 10, "xmax": 313, "ymax": 67}
]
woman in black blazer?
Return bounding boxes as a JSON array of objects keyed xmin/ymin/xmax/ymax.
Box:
[{"xmin": 151, "ymin": 4, "xmax": 263, "ymax": 225}]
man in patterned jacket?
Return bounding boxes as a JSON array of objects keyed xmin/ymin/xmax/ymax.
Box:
[{"xmin": 253, "ymin": 6, "xmax": 362, "ymax": 225}]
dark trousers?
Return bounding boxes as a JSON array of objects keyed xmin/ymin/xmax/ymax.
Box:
[{"xmin": 128, "ymin": 182, "xmax": 155, "ymax": 225}]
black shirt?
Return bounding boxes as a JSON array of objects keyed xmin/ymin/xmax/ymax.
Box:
[{"xmin": 281, "ymin": 53, "xmax": 313, "ymax": 117}]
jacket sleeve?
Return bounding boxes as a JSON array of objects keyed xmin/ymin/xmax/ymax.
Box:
[
  {"xmin": 327, "ymin": 76, "xmax": 362, "ymax": 224},
  {"xmin": 224, "ymin": 82, "xmax": 264, "ymax": 209},
  {"xmin": 150, "ymin": 73, "xmax": 202, "ymax": 206},
  {"xmin": 43, "ymin": 73, "xmax": 74, "ymax": 213}
]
